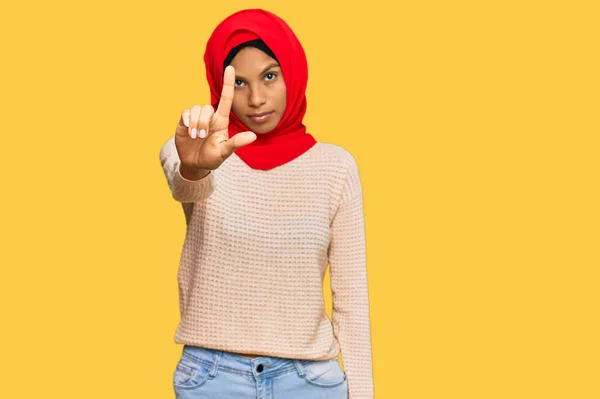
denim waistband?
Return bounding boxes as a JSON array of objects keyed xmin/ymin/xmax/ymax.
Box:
[{"xmin": 180, "ymin": 345, "xmax": 314, "ymax": 379}]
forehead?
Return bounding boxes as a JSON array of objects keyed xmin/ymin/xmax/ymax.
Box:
[{"xmin": 230, "ymin": 47, "xmax": 279, "ymax": 72}]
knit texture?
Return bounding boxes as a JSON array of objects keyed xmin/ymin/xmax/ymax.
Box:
[{"xmin": 159, "ymin": 134, "xmax": 374, "ymax": 398}]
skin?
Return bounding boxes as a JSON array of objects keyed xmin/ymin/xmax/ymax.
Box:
[
  {"xmin": 229, "ymin": 47, "xmax": 287, "ymax": 134},
  {"xmin": 176, "ymin": 65, "xmax": 256, "ymax": 179},
  {"xmin": 175, "ymin": 47, "xmax": 286, "ymax": 182}
]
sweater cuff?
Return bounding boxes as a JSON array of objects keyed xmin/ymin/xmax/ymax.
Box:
[{"xmin": 170, "ymin": 162, "xmax": 215, "ymax": 203}]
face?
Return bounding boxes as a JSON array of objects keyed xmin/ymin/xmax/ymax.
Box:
[{"xmin": 229, "ymin": 47, "xmax": 287, "ymax": 134}]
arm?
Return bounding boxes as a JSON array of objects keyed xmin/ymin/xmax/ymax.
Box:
[
  {"xmin": 328, "ymin": 158, "xmax": 374, "ymax": 399},
  {"xmin": 159, "ymin": 134, "xmax": 215, "ymax": 203}
]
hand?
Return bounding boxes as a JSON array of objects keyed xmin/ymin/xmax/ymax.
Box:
[{"xmin": 174, "ymin": 66, "xmax": 257, "ymax": 171}]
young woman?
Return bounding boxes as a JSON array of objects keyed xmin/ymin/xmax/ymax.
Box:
[{"xmin": 159, "ymin": 8, "xmax": 374, "ymax": 399}]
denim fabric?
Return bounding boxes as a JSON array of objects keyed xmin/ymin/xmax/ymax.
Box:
[{"xmin": 173, "ymin": 345, "xmax": 348, "ymax": 398}]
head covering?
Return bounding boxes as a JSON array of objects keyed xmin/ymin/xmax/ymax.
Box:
[{"xmin": 203, "ymin": 9, "xmax": 317, "ymax": 170}]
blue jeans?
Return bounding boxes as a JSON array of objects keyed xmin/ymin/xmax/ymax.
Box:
[{"xmin": 173, "ymin": 345, "xmax": 349, "ymax": 398}]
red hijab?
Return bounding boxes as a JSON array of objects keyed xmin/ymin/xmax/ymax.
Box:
[{"xmin": 203, "ymin": 9, "xmax": 317, "ymax": 170}]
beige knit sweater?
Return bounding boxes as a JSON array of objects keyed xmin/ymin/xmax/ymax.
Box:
[{"xmin": 159, "ymin": 134, "xmax": 374, "ymax": 398}]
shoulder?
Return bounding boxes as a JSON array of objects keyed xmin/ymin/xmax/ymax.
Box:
[
  {"xmin": 313, "ymin": 141, "xmax": 359, "ymax": 172},
  {"xmin": 313, "ymin": 141, "xmax": 362, "ymax": 199}
]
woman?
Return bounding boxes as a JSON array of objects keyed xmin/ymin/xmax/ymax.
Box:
[{"xmin": 159, "ymin": 8, "xmax": 374, "ymax": 399}]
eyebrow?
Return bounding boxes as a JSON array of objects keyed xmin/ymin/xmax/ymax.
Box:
[{"xmin": 236, "ymin": 63, "xmax": 281, "ymax": 80}]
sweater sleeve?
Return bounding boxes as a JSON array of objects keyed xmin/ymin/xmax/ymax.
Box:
[
  {"xmin": 159, "ymin": 134, "xmax": 215, "ymax": 203},
  {"xmin": 328, "ymin": 157, "xmax": 374, "ymax": 399}
]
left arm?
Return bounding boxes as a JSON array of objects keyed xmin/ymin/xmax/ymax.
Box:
[{"xmin": 328, "ymin": 157, "xmax": 374, "ymax": 399}]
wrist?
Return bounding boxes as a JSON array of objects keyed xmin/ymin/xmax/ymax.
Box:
[{"xmin": 179, "ymin": 163, "xmax": 210, "ymax": 181}]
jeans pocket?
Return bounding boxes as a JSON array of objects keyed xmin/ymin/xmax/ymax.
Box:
[
  {"xmin": 302, "ymin": 359, "xmax": 347, "ymax": 388},
  {"xmin": 173, "ymin": 356, "xmax": 213, "ymax": 390}
]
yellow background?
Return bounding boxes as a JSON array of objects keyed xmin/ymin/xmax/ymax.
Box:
[{"xmin": 1, "ymin": 0, "xmax": 598, "ymax": 398}]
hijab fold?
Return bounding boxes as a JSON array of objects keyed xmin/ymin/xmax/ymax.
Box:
[{"xmin": 203, "ymin": 9, "xmax": 316, "ymax": 170}]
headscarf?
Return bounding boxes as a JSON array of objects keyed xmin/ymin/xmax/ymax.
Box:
[{"xmin": 203, "ymin": 8, "xmax": 317, "ymax": 170}]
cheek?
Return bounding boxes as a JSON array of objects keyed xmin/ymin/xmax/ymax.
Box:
[
  {"xmin": 278, "ymin": 87, "xmax": 287, "ymax": 112},
  {"xmin": 231, "ymin": 98, "xmax": 244, "ymax": 117}
]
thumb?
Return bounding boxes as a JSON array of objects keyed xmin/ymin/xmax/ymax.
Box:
[{"xmin": 223, "ymin": 131, "xmax": 257, "ymax": 155}]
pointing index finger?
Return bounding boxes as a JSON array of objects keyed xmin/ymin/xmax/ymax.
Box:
[{"xmin": 217, "ymin": 65, "xmax": 235, "ymax": 117}]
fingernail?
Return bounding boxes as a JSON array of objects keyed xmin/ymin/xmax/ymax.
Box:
[
  {"xmin": 199, "ymin": 129, "xmax": 206, "ymax": 138},
  {"xmin": 191, "ymin": 128, "xmax": 197, "ymax": 138}
]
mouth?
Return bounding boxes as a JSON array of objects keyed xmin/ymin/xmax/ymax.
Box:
[{"xmin": 248, "ymin": 111, "xmax": 274, "ymax": 124}]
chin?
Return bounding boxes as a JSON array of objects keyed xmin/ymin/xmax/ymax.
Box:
[
  {"xmin": 246, "ymin": 120, "xmax": 280, "ymax": 134},
  {"xmin": 253, "ymin": 127, "xmax": 275, "ymax": 134}
]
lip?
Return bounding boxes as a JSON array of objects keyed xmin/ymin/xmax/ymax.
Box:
[{"xmin": 248, "ymin": 111, "xmax": 273, "ymax": 123}]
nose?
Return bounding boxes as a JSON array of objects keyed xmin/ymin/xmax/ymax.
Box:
[{"xmin": 248, "ymin": 85, "xmax": 267, "ymax": 108}]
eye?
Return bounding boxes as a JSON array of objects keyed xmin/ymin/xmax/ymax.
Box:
[
  {"xmin": 265, "ymin": 72, "xmax": 277, "ymax": 81},
  {"xmin": 234, "ymin": 79, "xmax": 245, "ymax": 87}
]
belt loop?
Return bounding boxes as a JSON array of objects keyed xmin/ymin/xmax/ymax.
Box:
[
  {"xmin": 293, "ymin": 359, "xmax": 306, "ymax": 378},
  {"xmin": 209, "ymin": 350, "xmax": 222, "ymax": 378}
]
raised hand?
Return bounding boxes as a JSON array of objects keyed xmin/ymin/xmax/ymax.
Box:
[{"xmin": 174, "ymin": 66, "xmax": 257, "ymax": 171}]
